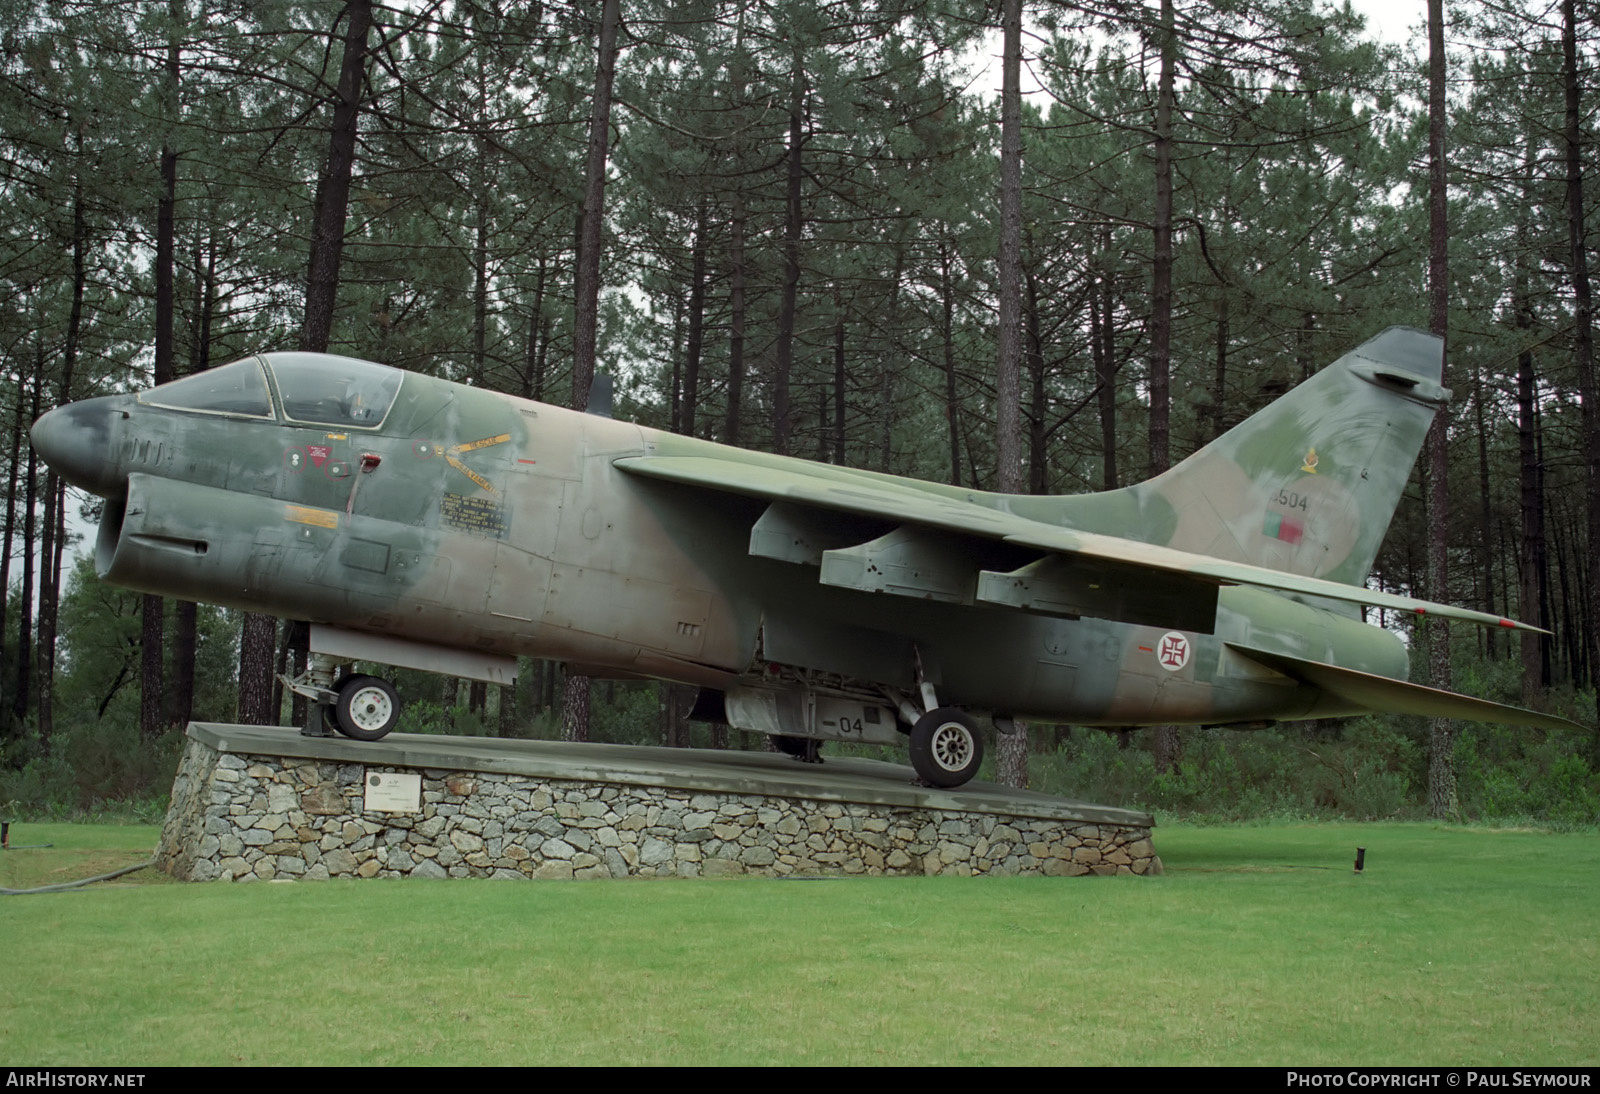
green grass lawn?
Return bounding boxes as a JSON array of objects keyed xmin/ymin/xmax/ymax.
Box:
[{"xmin": 1, "ymin": 821, "xmax": 1594, "ymax": 1066}]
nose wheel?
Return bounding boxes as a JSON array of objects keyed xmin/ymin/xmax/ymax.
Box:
[{"xmin": 333, "ymin": 675, "xmax": 401, "ymax": 741}]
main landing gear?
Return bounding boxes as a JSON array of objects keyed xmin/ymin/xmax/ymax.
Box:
[
  {"xmin": 887, "ymin": 663, "xmax": 985, "ymax": 788},
  {"xmin": 772, "ymin": 734, "xmax": 824, "ymax": 763},
  {"xmin": 907, "ymin": 707, "xmax": 983, "ymax": 788}
]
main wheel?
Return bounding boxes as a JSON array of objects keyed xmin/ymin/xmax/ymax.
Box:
[
  {"xmin": 908, "ymin": 707, "xmax": 983, "ymax": 788},
  {"xmin": 335, "ymin": 675, "xmax": 400, "ymax": 741}
]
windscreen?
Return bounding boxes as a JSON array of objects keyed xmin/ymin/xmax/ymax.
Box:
[{"xmin": 137, "ymin": 357, "xmax": 274, "ymax": 418}]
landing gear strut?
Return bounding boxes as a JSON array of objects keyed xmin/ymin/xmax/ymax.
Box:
[{"xmin": 772, "ymin": 734, "xmax": 824, "ymax": 763}]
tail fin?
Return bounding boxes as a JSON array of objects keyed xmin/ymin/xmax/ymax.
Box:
[{"xmin": 1055, "ymin": 327, "xmax": 1446, "ymax": 588}]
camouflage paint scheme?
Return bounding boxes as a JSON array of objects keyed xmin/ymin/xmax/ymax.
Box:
[{"xmin": 29, "ymin": 327, "xmax": 1576, "ymax": 787}]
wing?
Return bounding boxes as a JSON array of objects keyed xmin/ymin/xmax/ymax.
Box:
[{"xmin": 614, "ymin": 454, "xmax": 1541, "ymax": 636}]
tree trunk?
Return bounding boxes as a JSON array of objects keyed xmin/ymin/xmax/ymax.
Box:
[
  {"xmin": 301, "ymin": 0, "xmax": 373, "ymax": 354},
  {"xmin": 994, "ymin": 0, "xmax": 1028, "ymax": 789},
  {"xmin": 1425, "ymin": 0, "xmax": 1456, "ymax": 819},
  {"xmin": 1026, "ymin": 266, "xmax": 1047, "ymax": 495},
  {"xmin": 1563, "ymin": 0, "xmax": 1600, "ymax": 753},
  {"xmin": 1516, "ymin": 324, "xmax": 1542, "ymax": 700},
  {"xmin": 1148, "ymin": 0, "xmax": 1175, "ymax": 479},
  {"xmin": 725, "ymin": 193, "xmax": 746, "ymax": 445},
  {"xmin": 0, "ymin": 387, "xmax": 23, "ymax": 726},
  {"xmin": 37, "ymin": 150, "xmax": 89, "ymax": 746},
  {"xmin": 682, "ymin": 198, "xmax": 708, "ymax": 438},
  {"xmin": 877, "ymin": 243, "xmax": 907, "ymax": 474},
  {"xmin": 36, "ymin": 476, "xmax": 61, "ymax": 742},
  {"xmin": 143, "ymin": 36, "xmax": 179, "ymax": 743},
  {"xmin": 171, "ymin": 601, "xmax": 197, "ymax": 727},
  {"xmin": 523, "ymin": 258, "xmax": 547, "ymax": 398},
  {"xmin": 773, "ymin": 42, "xmax": 805, "ymax": 456},
  {"xmin": 563, "ymin": 0, "xmax": 621, "ymax": 746},
  {"xmin": 1211, "ymin": 292, "xmax": 1230, "ymax": 441},
  {"xmin": 561, "ymin": 675, "xmax": 590, "ymax": 743},
  {"xmin": 1093, "ymin": 245, "xmax": 1118, "ymax": 490},
  {"xmin": 140, "ymin": 596, "xmax": 166, "ymax": 740},
  {"xmin": 237, "ymin": 615, "xmax": 277, "ymax": 725},
  {"xmin": 571, "ymin": 0, "xmax": 620, "ymax": 413},
  {"xmin": 13, "ymin": 373, "xmax": 39, "ymax": 728},
  {"xmin": 833, "ymin": 296, "xmax": 846, "ymax": 465},
  {"xmin": 238, "ymin": 0, "xmax": 374, "ymax": 727},
  {"xmin": 1537, "ymin": 419, "xmax": 1554, "ymax": 687},
  {"xmin": 1473, "ymin": 362, "xmax": 1496, "ymax": 658},
  {"xmin": 1147, "ymin": 0, "xmax": 1180, "ymax": 772},
  {"xmin": 941, "ymin": 240, "xmax": 961, "ymax": 486},
  {"xmin": 499, "ymin": 682, "xmax": 516, "ymax": 737}
]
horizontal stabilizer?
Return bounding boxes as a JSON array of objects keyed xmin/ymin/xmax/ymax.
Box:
[{"xmin": 1228, "ymin": 645, "xmax": 1582, "ymax": 732}]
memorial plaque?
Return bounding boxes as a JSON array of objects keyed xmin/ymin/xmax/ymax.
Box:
[{"xmin": 364, "ymin": 771, "xmax": 422, "ymax": 813}]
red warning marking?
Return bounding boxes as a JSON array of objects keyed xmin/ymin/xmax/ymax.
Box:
[
  {"xmin": 517, "ymin": 458, "xmax": 538, "ymax": 464},
  {"xmin": 307, "ymin": 444, "xmax": 332, "ymax": 468},
  {"xmin": 1137, "ymin": 646, "xmax": 1153, "ymax": 653}
]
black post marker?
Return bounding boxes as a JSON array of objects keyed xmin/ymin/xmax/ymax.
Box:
[{"xmin": 1354, "ymin": 846, "xmax": 1366, "ymax": 873}]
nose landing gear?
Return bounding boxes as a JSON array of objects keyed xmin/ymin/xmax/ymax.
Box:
[
  {"xmin": 283, "ymin": 652, "xmax": 402, "ymax": 741},
  {"xmin": 333, "ymin": 675, "xmax": 401, "ymax": 741}
]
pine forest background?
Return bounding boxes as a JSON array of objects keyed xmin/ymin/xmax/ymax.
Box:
[{"xmin": 2, "ymin": 0, "xmax": 1598, "ymax": 827}]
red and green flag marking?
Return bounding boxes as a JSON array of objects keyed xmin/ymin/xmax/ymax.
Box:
[{"xmin": 1263, "ymin": 512, "xmax": 1304, "ymax": 544}]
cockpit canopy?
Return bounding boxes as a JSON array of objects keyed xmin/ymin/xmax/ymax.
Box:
[
  {"xmin": 137, "ymin": 352, "xmax": 403, "ymax": 429},
  {"xmin": 266, "ymin": 353, "xmax": 402, "ymax": 428}
]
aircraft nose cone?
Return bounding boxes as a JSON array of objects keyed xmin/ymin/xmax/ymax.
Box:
[{"xmin": 30, "ymin": 397, "xmax": 127, "ymax": 497}]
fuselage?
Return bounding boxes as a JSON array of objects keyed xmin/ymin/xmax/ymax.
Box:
[{"xmin": 31, "ymin": 352, "xmax": 1410, "ymax": 730}]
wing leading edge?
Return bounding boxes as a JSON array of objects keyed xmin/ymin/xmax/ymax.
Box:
[{"xmin": 614, "ymin": 454, "xmax": 1542, "ymax": 636}]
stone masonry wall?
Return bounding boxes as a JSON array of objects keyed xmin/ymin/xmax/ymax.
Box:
[{"xmin": 158, "ymin": 737, "xmax": 1162, "ymax": 881}]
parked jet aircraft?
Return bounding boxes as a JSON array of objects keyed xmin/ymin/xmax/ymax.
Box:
[{"xmin": 29, "ymin": 327, "xmax": 1577, "ymax": 787}]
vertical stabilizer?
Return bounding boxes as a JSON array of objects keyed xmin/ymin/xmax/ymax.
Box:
[{"xmin": 1050, "ymin": 327, "xmax": 1448, "ymax": 588}]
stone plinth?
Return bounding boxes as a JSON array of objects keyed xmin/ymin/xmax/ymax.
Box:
[{"xmin": 158, "ymin": 723, "xmax": 1160, "ymax": 881}]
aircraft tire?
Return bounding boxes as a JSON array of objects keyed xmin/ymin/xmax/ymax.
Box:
[
  {"xmin": 335, "ymin": 675, "xmax": 401, "ymax": 741},
  {"xmin": 771, "ymin": 735, "xmax": 810, "ymax": 757},
  {"xmin": 908, "ymin": 707, "xmax": 982, "ymax": 788}
]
